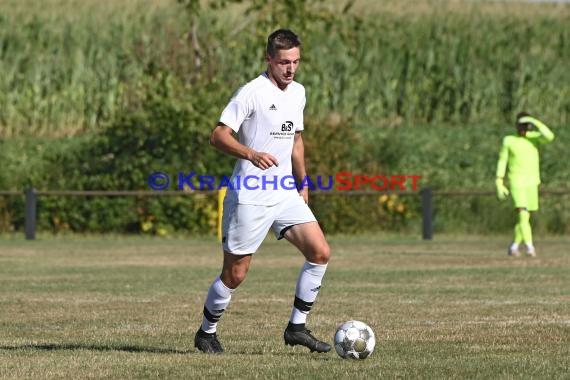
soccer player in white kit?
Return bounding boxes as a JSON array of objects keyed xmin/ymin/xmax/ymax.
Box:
[{"xmin": 194, "ymin": 29, "xmax": 331, "ymax": 354}]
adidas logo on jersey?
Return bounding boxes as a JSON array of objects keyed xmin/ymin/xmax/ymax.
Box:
[{"xmin": 269, "ymin": 104, "xmax": 277, "ymax": 110}]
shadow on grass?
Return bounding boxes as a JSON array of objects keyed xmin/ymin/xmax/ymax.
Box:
[
  {"xmin": 0, "ymin": 343, "xmax": 338, "ymax": 358},
  {"xmin": 0, "ymin": 343, "xmax": 190, "ymax": 354}
]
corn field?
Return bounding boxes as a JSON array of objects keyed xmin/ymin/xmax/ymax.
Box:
[{"xmin": 0, "ymin": 0, "xmax": 568, "ymax": 137}]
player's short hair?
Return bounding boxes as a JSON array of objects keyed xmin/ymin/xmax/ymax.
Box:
[
  {"xmin": 516, "ymin": 111, "xmax": 531, "ymax": 130},
  {"xmin": 266, "ymin": 29, "xmax": 301, "ymax": 58}
]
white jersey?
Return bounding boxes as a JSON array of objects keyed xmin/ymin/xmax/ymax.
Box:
[{"xmin": 219, "ymin": 72, "xmax": 305, "ymax": 205}]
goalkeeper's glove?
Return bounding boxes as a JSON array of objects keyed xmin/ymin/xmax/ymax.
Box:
[
  {"xmin": 495, "ymin": 178, "xmax": 509, "ymax": 201},
  {"xmin": 518, "ymin": 116, "xmax": 545, "ymax": 129}
]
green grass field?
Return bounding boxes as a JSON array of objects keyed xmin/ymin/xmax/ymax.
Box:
[{"xmin": 1, "ymin": 234, "xmax": 569, "ymax": 379}]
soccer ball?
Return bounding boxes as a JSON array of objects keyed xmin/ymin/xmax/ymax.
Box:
[{"xmin": 334, "ymin": 320, "xmax": 376, "ymax": 359}]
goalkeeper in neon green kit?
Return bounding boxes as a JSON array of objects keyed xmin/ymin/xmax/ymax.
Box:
[{"xmin": 495, "ymin": 112, "xmax": 555, "ymax": 257}]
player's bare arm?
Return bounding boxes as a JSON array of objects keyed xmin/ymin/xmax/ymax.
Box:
[
  {"xmin": 292, "ymin": 131, "xmax": 309, "ymax": 203},
  {"xmin": 210, "ymin": 122, "xmax": 279, "ymax": 169}
]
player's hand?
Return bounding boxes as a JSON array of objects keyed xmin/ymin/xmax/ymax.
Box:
[
  {"xmin": 250, "ymin": 151, "xmax": 279, "ymax": 170},
  {"xmin": 495, "ymin": 178, "xmax": 509, "ymax": 201}
]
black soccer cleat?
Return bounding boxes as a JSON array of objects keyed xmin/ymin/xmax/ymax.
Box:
[
  {"xmin": 284, "ymin": 325, "xmax": 331, "ymax": 353},
  {"xmin": 194, "ymin": 328, "xmax": 224, "ymax": 354}
]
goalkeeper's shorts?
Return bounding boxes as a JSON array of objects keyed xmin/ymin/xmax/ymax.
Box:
[{"xmin": 511, "ymin": 185, "xmax": 539, "ymax": 211}]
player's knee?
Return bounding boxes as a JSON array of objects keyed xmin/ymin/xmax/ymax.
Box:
[
  {"xmin": 221, "ymin": 269, "xmax": 248, "ymax": 289},
  {"xmin": 221, "ymin": 276, "xmax": 243, "ymax": 290},
  {"xmin": 518, "ymin": 210, "xmax": 530, "ymax": 223},
  {"xmin": 310, "ymin": 241, "xmax": 330, "ymax": 265}
]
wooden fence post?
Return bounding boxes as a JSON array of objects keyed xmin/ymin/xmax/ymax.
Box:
[
  {"xmin": 421, "ymin": 188, "xmax": 433, "ymax": 240},
  {"xmin": 25, "ymin": 187, "xmax": 37, "ymax": 240}
]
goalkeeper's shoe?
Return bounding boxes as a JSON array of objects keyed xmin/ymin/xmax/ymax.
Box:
[
  {"xmin": 508, "ymin": 246, "xmax": 521, "ymax": 257},
  {"xmin": 194, "ymin": 328, "xmax": 224, "ymax": 354},
  {"xmin": 284, "ymin": 324, "xmax": 331, "ymax": 353}
]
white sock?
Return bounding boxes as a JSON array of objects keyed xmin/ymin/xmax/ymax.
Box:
[
  {"xmin": 526, "ymin": 243, "xmax": 535, "ymax": 253},
  {"xmin": 201, "ymin": 277, "xmax": 234, "ymax": 334},
  {"xmin": 510, "ymin": 242, "xmax": 519, "ymax": 250},
  {"xmin": 290, "ymin": 261, "xmax": 328, "ymax": 324}
]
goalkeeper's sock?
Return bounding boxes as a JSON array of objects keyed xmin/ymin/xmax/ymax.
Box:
[
  {"xmin": 201, "ymin": 276, "xmax": 234, "ymax": 334},
  {"xmin": 518, "ymin": 210, "xmax": 533, "ymax": 246},
  {"xmin": 289, "ymin": 261, "xmax": 328, "ymax": 325},
  {"xmin": 513, "ymin": 223, "xmax": 523, "ymax": 244}
]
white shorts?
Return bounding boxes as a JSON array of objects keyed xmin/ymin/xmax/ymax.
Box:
[{"xmin": 221, "ymin": 194, "xmax": 317, "ymax": 255}]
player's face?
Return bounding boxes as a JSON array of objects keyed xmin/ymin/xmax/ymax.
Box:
[
  {"xmin": 517, "ymin": 124, "xmax": 530, "ymax": 136},
  {"xmin": 267, "ymin": 47, "xmax": 301, "ymax": 90}
]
